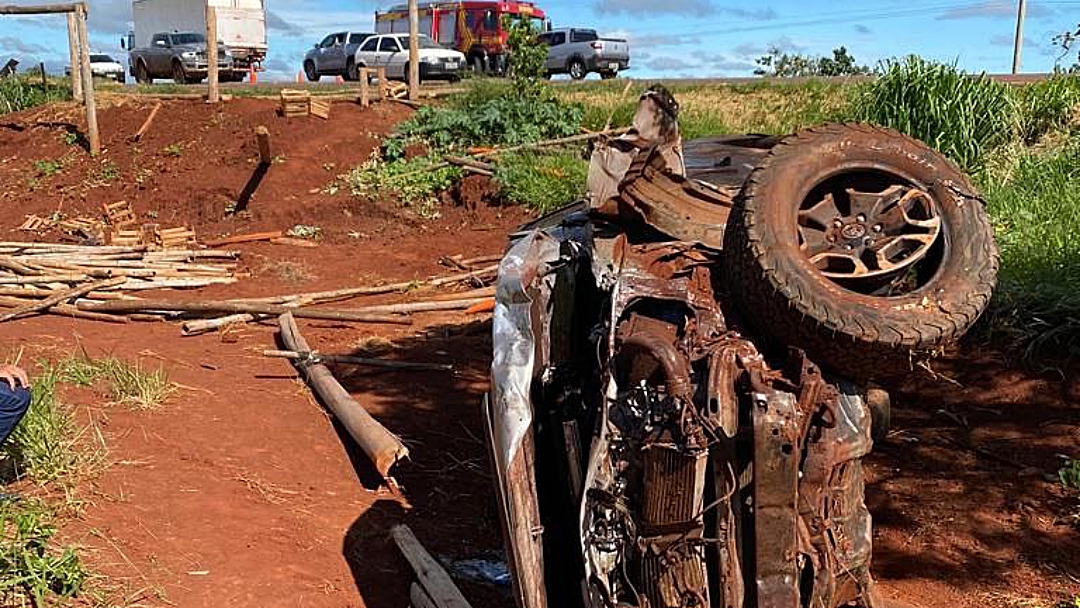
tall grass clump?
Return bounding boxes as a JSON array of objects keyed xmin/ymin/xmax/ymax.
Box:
[
  {"xmin": 2, "ymin": 363, "xmax": 81, "ymax": 485},
  {"xmin": 849, "ymin": 56, "xmax": 1015, "ymax": 174},
  {"xmin": 1013, "ymin": 74, "xmax": 1080, "ymax": 144},
  {"xmin": 979, "ymin": 142, "xmax": 1080, "ymax": 358},
  {"xmin": 0, "ymin": 77, "xmax": 70, "ymax": 116}
]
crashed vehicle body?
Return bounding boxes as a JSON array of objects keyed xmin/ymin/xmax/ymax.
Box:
[{"xmin": 489, "ymin": 87, "xmax": 998, "ymax": 608}]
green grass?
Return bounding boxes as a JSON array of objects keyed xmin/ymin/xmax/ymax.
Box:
[
  {"xmin": 0, "ymin": 77, "xmax": 71, "ymax": 116},
  {"xmin": 3, "ymin": 361, "xmax": 86, "ymax": 486},
  {"xmin": 61, "ymin": 356, "xmax": 174, "ymax": 411},
  {"xmin": 494, "ymin": 151, "xmax": 589, "ymax": 212},
  {"xmin": 978, "ymin": 138, "xmax": 1080, "ymax": 359}
]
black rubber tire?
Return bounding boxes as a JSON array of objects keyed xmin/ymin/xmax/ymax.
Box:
[
  {"xmin": 172, "ymin": 61, "xmax": 187, "ymax": 85},
  {"xmin": 345, "ymin": 58, "xmax": 357, "ymax": 81},
  {"xmin": 304, "ymin": 61, "xmax": 320, "ymax": 82},
  {"xmin": 135, "ymin": 61, "xmax": 150, "ymax": 84},
  {"xmin": 722, "ymin": 124, "xmax": 999, "ymax": 382},
  {"xmin": 600, "ymin": 70, "xmax": 617, "ymax": 80},
  {"xmin": 568, "ymin": 59, "xmax": 587, "ymax": 80}
]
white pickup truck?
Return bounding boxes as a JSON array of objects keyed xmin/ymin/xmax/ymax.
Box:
[{"xmin": 538, "ymin": 28, "xmax": 630, "ymax": 80}]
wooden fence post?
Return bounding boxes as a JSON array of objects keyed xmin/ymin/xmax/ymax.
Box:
[
  {"xmin": 75, "ymin": 3, "xmax": 99, "ymax": 155},
  {"xmin": 66, "ymin": 12, "xmax": 81, "ymax": 100},
  {"xmin": 359, "ymin": 67, "xmax": 369, "ymax": 107},
  {"xmin": 206, "ymin": 4, "xmax": 219, "ymax": 103}
]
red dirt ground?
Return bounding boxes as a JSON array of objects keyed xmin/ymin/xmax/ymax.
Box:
[{"xmin": 0, "ymin": 99, "xmax": 1076, "ymax": 608}]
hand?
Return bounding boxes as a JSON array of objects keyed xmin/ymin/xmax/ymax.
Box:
[{"xmin": 0, "ymin": 365, "xmax": 29, "ymax": 390}]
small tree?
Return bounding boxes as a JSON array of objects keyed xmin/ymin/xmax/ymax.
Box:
[
  {"xmin": 503, "ymin": 17, "xmax": 548, "ymax": 97},
  {"xmin": 755, "ymin": 46, "xmax": 871, "ymax": 77},
  {"xmin": 1053, "ymin": 25, "xmax": 1080, "ymax": 73}
]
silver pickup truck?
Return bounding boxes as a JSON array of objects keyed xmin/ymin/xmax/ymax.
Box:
[
  {"xmin": 129, "ymin": 32, "xmax": 233, "ymax": 84},
  {"xmin": 539, "ymin": 28, "xmax": 629, "ymax": 80}
]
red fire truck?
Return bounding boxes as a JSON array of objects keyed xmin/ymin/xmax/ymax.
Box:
[{"xmin": 375, "ymin": 1, "xmax": 547, "ymax": 73}]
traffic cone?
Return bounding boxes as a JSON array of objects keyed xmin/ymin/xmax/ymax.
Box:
[
  {"xmin": 296, "ymin": 70, "xmax": 303, "ymax": 83},
  {"xmin": 249, "ymin": 64, "xmax": 257, "ymax": 84}
]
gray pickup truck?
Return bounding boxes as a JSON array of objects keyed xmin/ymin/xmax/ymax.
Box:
[
  {"xmin": 129, "ymin": 32, "xmax": 233, "ymax": 84},
  {"xmin": 539, "ymin": 28, "xmax": 630, "ymax": 80},
  {"xmin": 303, "ymin": 32, "xmax": 374, "ymax": 81}
]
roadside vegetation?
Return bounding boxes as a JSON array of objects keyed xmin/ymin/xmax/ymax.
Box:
[
  {"xmin": 0, "ymin": 76, "xmax": 70, "ymax": 115},
  {"xmin": 0, "ymin": 354, "xmax": 174, "ymax": 606}
]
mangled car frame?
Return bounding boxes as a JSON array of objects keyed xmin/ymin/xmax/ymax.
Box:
[{"xmin": 489, "ymin": 86, "xmax": 999, "ymax": 608}]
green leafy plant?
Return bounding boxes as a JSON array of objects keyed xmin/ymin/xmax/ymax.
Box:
[
  {"xmin": 1061, "ymin": 459, "xmax": 1080, "ymax": 491},
  {"xmin": 504, "ymin": 15, "xmax": 548, "ymax": 97},
  {"xmin": 346, "ymin": 155, "xmax": 461, "ymax": 216},
  {"xmin": 494, "ymin": 151, "xmax": 588, "ymax": 212},
  {"xmin": 33, "ymin": 159, "xmax": 64, "ymax": 177},
  {"xmin": 0, "ymin": 499, "xmax": 87, "ymax": 605},
  {"xmin": 162, "ymin": 143, "xmax": 183, "ymax": 157},
  {"xmin": 0, "ymin": 76, "xmax": 69, "ymax": 116}
]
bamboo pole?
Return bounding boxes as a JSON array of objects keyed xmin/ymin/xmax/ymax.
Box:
[
  {"xmin": 0, "ymin": 4, "xmax": 82, "ymax": 14},
  {"xmin": 277, "ymin": 312, "xmax": 409, "ymax": 482},
  {"xmin": 263, "ymin": 349, "xmax": 452, "ymax": 372},
  {"xmin": 206, "ymin": 4, "xmax": 220, "ymax": 103},
  {"xmin": 0, "ymin": 277, "xmax": 125, "ymax": 322},
  {"xmin": 75, "ymin": 3, "xmax": 99, "ymax": 155},
  {"xmin": 66, "ymin": 11, "xmax": 82, "ymax": 101},
  {"xmin": 78, "ymin": 299, "xmax": 413, "ymax": 324}
]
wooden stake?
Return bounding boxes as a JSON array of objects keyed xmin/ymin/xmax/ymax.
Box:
[
  {"xmin": 78, "ymin": 299, "xmax": 414, "ymax": 324},
  {"xmin": 255, "ymin": 126, "xmax": 271, "ymax": 164},
  {"xmin": 407, "ymin": 0, "xmax": 420, "ymax": 100},
  {"xmin": 75, "ymin": 3, "xmax": 99, "ymax": 155},
  {"xmin": 67, "ymin": 12, "xmax": 83, "ymax": 100},
  {"xmin": 131, "ymin": 101, "xmax": 162, "ymax": 142},
  {"xmin": 391, "ymin": 525, "xmax": 475, "ymax": 608},
  {"xmin": 206, "ymin": 4, "xmax": 220, "ymax": 104},
  {"xmin": 359, "ymin": 67, "xmax": 370, "ymax": 107}
]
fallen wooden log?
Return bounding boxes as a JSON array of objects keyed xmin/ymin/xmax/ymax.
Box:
[
  {"xmin": 411, "ymin": 583, "xmax": 438, "ymax": 608},
  {"xmin": 181, "ymin": 313, "xmax": 260, "ymax": 335},
  {"xmin": 205, "ymin": 231, "xmax": 284, "ymax": 247},
  {"xmin": 348, "ymin": 297, "xmax": 490, "ymax": 315},
  {"xmin": 0, "ymin": 296, "xmax": 129, "ymax": 324},
  {"xmin": 278, "ymin": 312, "xmax": 409, "ymax": 482},
  {"xmin": 0, "ymin": 277, "xmax": 126, "ymax": 323},
  {"xmin": 78, "ymin": 299, "xmax": 413, "ymax": 325},
  {"xmin": 263, "ymin": 349, "xmax": 452, "ymax": 372},
  {"xmin": 391, "ymin": 525, "xmax": 474, "ymax": 608},
  {"xmin": 425, "ymin": 285, "xmax": 496, "ymax": 302}
]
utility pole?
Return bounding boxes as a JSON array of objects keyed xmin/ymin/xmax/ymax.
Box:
[
  {"xmin": 408, "ymin": 0, "xmax": 419, "ymax": 100},
  {"xmin": 1012, "ymin": 0, "xmax": 1027, "ymax": 74}
]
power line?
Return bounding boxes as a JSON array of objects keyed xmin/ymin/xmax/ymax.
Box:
[{"xmin": 628, "ymin": 0, "xmax": 1080, "ymax": 39}]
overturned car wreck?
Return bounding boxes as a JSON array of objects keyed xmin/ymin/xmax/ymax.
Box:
[{"xmin": 489, "ymin": 87, "xmax": 999, "ymax": 608}]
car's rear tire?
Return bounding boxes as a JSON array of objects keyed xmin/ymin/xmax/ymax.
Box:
[
  {"xmin": 600, "ymin": 70, "xmax": 617, "ymax": 80},
  {"xmin": 722, "ymin": 124, "xmax": 999, "ymax": 382},
  {"xmin": 568, "ymin": 59, "xmax": 587, "ymax": 80},
  {"xmin": 304, "ymin": 60, "xmax": 320, "ymax": 82},
  {"xmin": 345, "ymin": 58, "xmax": 357, "ymax": 81}
]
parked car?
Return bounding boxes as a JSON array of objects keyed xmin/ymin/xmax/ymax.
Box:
[
  {"xmin": 128, "ymin": 32, "xmax": 233, "ymax": 84},
  {"xmin": 303, "ymin": 31, "xmax": 374, "ymax": 81},
  {"xmin": 65, "ymin": 54, "xmax": 126, "ymax": 83},
  {"xmin": 353, "ymin": 33, "xmax": 465, "ymax": 82},
  {"xmin": 539, "ymin": 27, "xmax": 629, "ymax": 80}
]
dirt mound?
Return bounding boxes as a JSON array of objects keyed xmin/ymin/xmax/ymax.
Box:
[{"xmin": 0, "ymin": 97, "xmax": 457, "ymax": 243}]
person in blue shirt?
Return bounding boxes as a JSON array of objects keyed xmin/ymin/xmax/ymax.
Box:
[{"xmin": 0, "ymin": 365, "xmax": 30, "ymax": 448}]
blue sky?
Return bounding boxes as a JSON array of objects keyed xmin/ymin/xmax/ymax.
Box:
[{"xmin": 0, "ymin": 0, "xmax": 1079, "ymax": 80}]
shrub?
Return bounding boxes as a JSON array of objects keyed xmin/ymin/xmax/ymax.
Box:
[
  {"xmin": 1013, "ymin": 75, "xmax": 1080, "ymax": 143},
  {"xmin": 848, "ymin": 56, "xmax": 1016, "ymax": 174},
  {"xmin": 0, "ymin": 77, "xmax": 70, "ymax": 116}
]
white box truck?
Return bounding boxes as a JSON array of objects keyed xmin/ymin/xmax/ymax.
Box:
[{"xmin": 124, "ymin": 0, "xmax": 267, "ymax": 80}]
